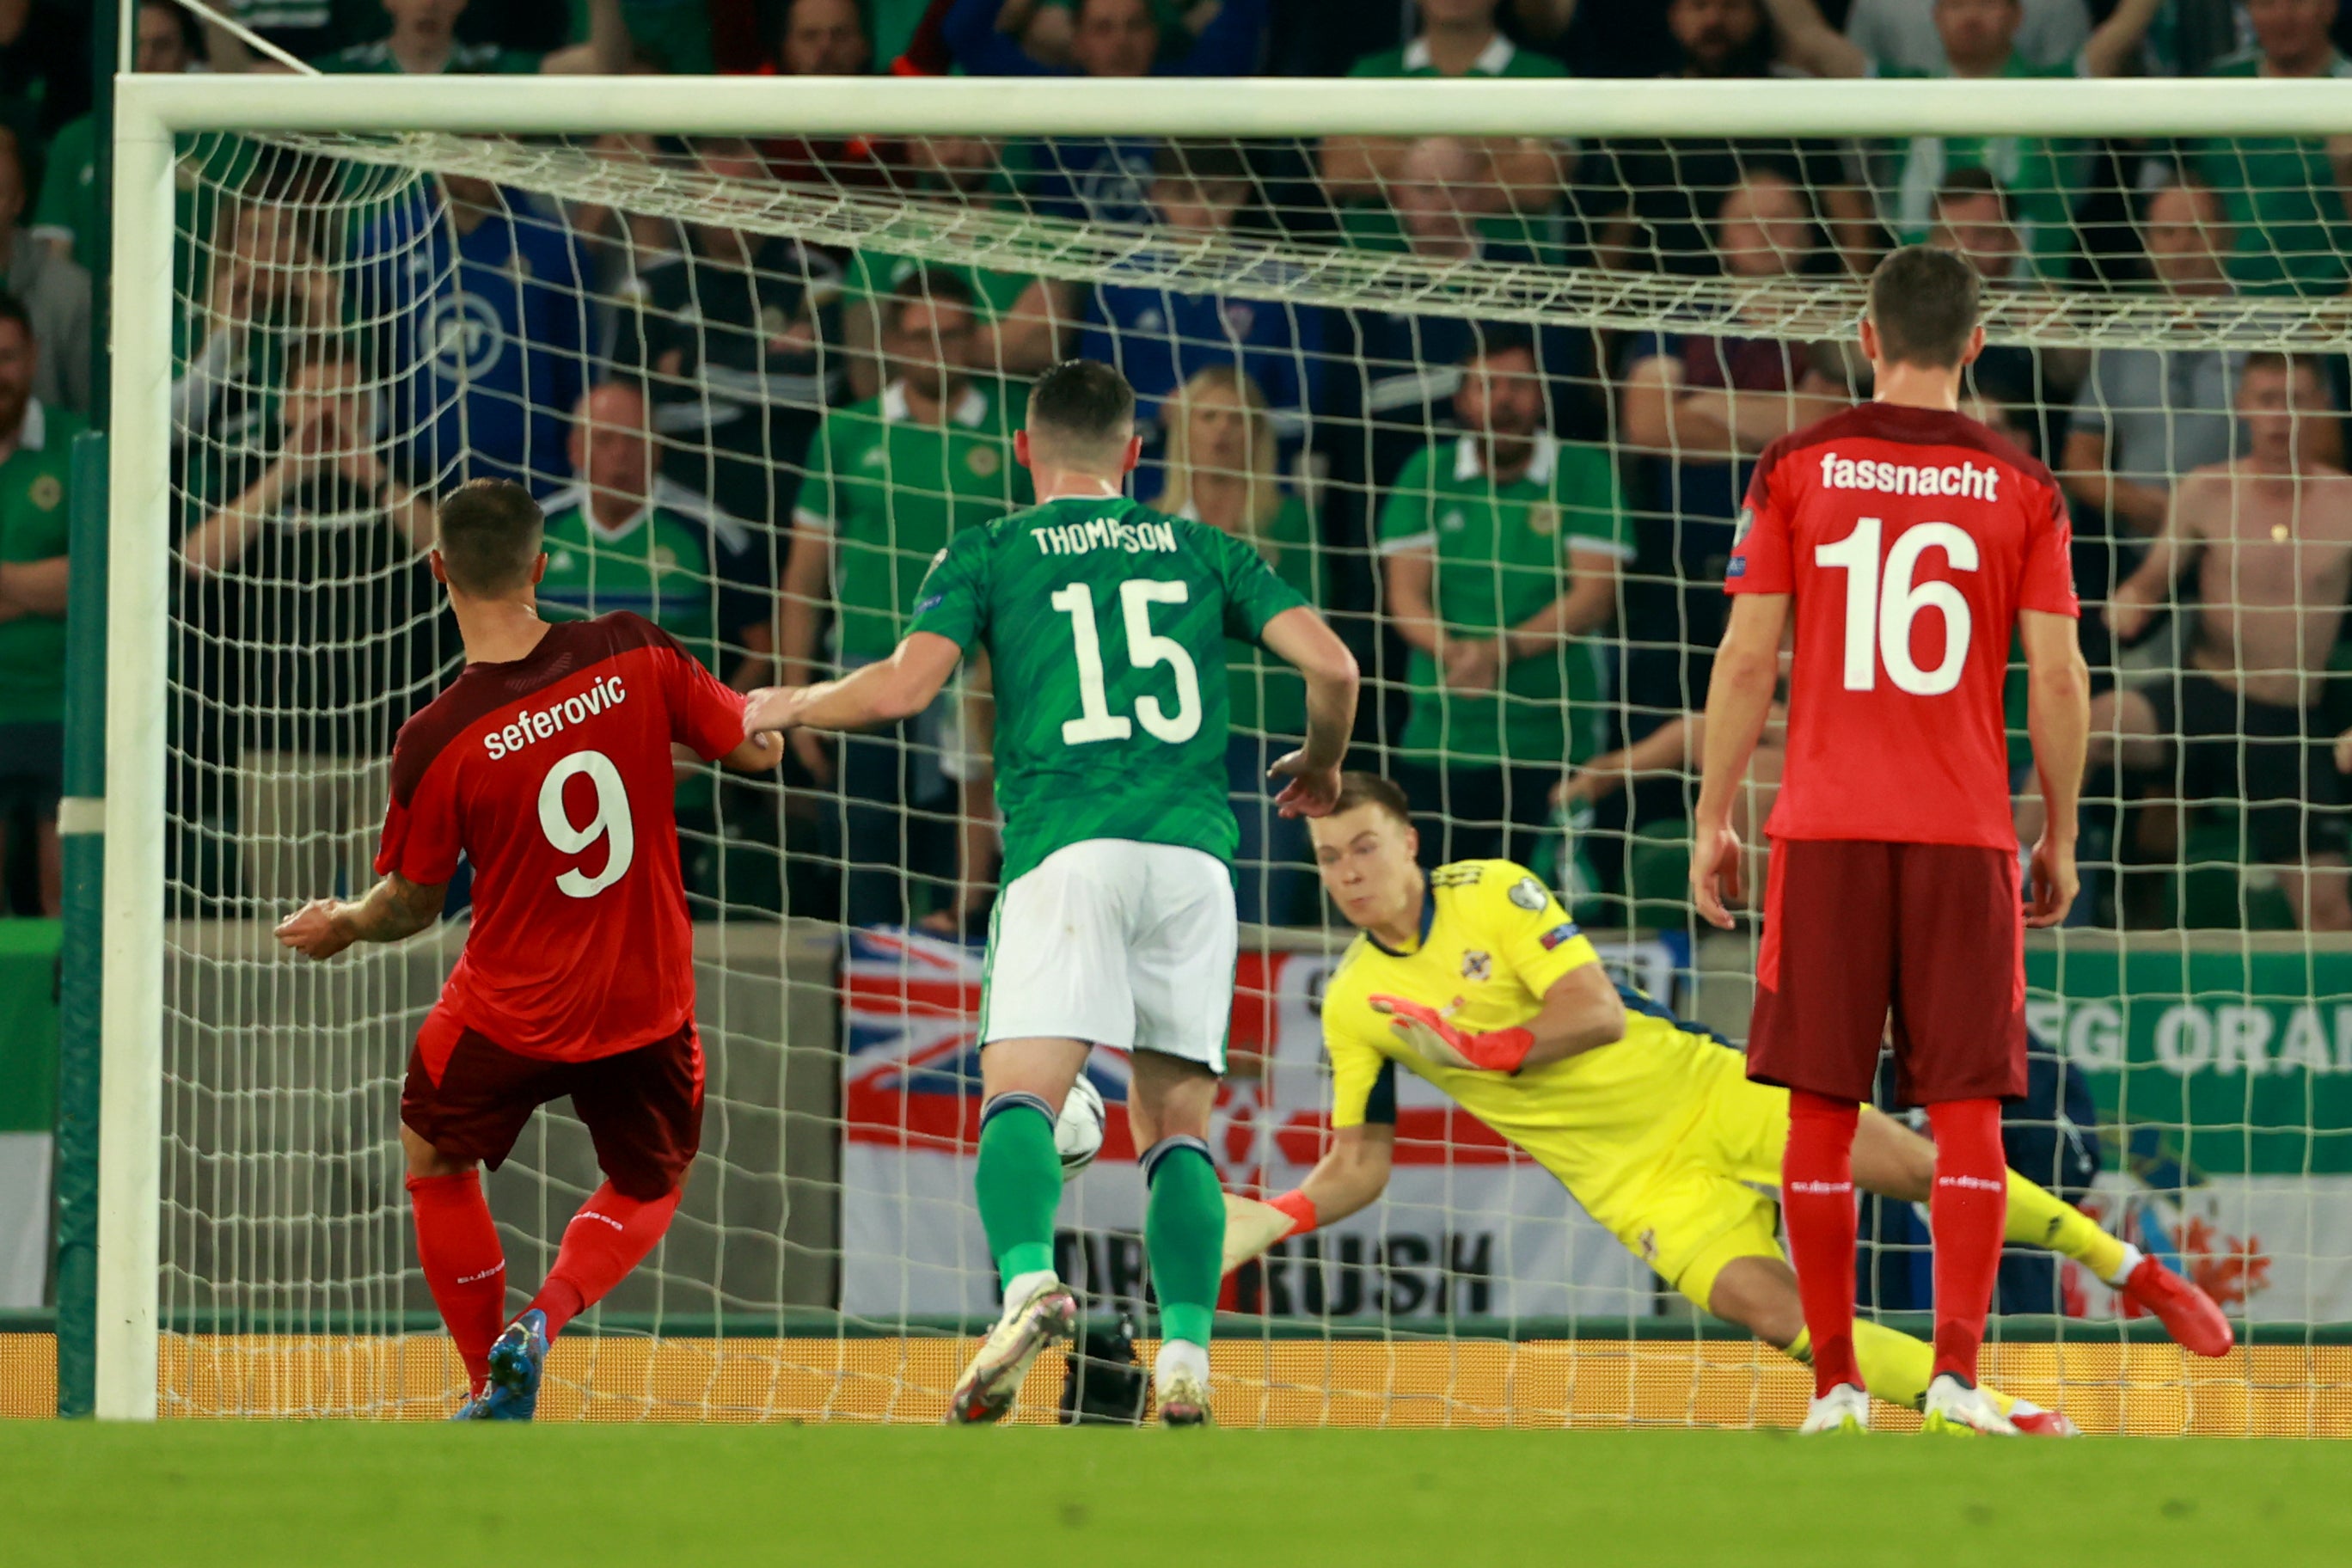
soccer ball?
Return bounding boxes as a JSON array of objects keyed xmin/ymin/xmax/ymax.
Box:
[{"xmin": 1057, "ymin": 1077, "xmax": 1106, "ymax": 1180}]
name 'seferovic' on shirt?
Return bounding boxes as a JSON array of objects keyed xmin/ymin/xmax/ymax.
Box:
[{"xmin": 375, "ymin": 612, "xmax": 749, "ymax": 1060}]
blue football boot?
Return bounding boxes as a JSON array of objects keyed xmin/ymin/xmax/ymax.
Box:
[
  {"xmin": 482, "ymin": 1309, "xmax": 548, "ymax": 1421},
  {"xmin": 449, "ymin": 1390, "xmax": 493, "ymax": 1421}
]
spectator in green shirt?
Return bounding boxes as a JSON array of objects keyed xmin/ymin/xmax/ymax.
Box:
[
  {"xmin": 1764, "ymin": 0, "xmax": 2161, "ymax": 281},
  {"xmin": 840, "ymin": 134, "xmax": 1079, "ymax": 401},
  {"xmin": 2192, "ymin": 0, "xmax": 2352, "ymax": 297},
  {"xmin": 539, "ymin": 382, "xmax": 768, "ymax": 894},
  {"xmin": 1379, "ymin": 328, "xmax": 1630, "ymax": 870},
  {"xmin": 1324, "ymin": 0, "xmax": 1567, "ymax": 230},
  {"xmin": 34, "ymin": 2, "xmax": 199, "ymax": 267},
  {"xmin": 313, "ymin": 0, "xmax": 628, "ymax": 74},
  {"xmin": 0, "ymin": 294, "xmax": 77, "ymax": 915},
  {"xmin": 781, "ymin": 270, "xmax": 1025, "ymax": 927},
  {"xmin": 0, "ymin": 132, "xmax": 89, "ymax": 417},
  {"xmin": 1149, "ymin": 363, "xmax": 1323, "ymax": 924}
]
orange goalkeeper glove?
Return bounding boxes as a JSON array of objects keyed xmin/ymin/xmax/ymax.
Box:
[
  {"xmin": 1368, "ymin": 994, "xmax": 1535, "ymax": 1074},
  {"xmin": 1220, "ymin": 1190, "xmax": 1317, "ymax": 1276}
]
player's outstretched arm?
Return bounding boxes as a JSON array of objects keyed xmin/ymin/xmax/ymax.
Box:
[
  {"xmin": 1221, "ymin": 1124, "xmax": 1396, "ymax": 1277},
  {"xmin": 1259, "ymin": 604, "xmax": 1359, "ymax": 818},
  {"xmin": 744, "ymin": 632, "xmax": 964, "ymax": 737},
  {"xmin": 274, "ymin": 873, "xmax": 448, "ymax": 962},
  {"xmin": 1692, "ymin": 592, "xmax": 1789, "ymax": 928},
  {"xmin": 2021, "ymin": 609, "xmax": 2090, "ymax": 928}
]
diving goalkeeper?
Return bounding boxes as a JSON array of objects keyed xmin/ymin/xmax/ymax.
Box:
[{"xmin": 1222, "ymin": 775, "xmax": 2231, "ymax": 1431}]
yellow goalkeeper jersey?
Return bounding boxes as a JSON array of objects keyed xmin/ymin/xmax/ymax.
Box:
[{"xmin": 1320, "ymin": 859, "xmax": 1743, "ymax": 1227}]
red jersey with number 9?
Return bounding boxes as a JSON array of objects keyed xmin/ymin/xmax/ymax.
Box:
[
  {"xmin": 375, "ymin": 613, "xmax": 749, "ymax": 1061},
  {"xmin": 1725, "ymin": 401, "xmax": 2079, "ymax": 850}
]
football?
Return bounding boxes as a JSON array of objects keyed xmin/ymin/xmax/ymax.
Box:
[{"xmin": 1056, "ymin": 1076, "xmax": 1106, "ymax": 1180}]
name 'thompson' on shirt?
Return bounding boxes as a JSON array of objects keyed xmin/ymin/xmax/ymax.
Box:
[{"xmin": 1725, "ymin": 401, "xmax": 2079, "ymax": 850}]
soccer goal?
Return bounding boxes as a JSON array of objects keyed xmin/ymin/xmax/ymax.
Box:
[{"xmin": 88, "ymin": 69, "xmax": 2352, "ymax": 1429}]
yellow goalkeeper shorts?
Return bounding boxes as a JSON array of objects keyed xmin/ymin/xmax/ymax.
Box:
[{"xmin": 1596, "ymin": 1043, "xmax": 1798, "ymax": 1312}]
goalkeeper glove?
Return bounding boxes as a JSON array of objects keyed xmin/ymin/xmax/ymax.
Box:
[
  {"xmin": 1369, "ymin": 994, "xmax": 1534, "ymax": 1074},
  {"xmin": 1220, "ymin": 1190, "xmax": 1317, "ymax": 1277}
]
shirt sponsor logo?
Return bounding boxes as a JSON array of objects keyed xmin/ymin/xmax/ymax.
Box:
[
  {"xmin": 483, "ymin": 674, "xmax": 628, "ymax": 760},
  {"xmin": 426, "ymin": 291, "xmax": 507, "ymax": 381},
  {"xmin": 1461, "ymin": 950, "xmax": 1492, "ymax": 981},
  {"xmin": 1507, "ymin": 876, "xmax": 1547, "ymax": 911},
  {"xmin": 1816, "ymin": 450, "xmax": 2000, "ymax": 502},
  {"xmin": 1031, "ymin": 516, "xmax": 1179, "ymax": 556},
  {"xmin": 1539, "ymin": 922, "xmax": 1578, "ymax": 950},
  {"xmin": 1727, "ymin": 554, "xmax": 1748, "ymax": 579}
]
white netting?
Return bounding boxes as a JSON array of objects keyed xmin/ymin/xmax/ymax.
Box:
[{"xmin": 140, "ymin": 104, "xmax": 2352, "ymax": 1430}]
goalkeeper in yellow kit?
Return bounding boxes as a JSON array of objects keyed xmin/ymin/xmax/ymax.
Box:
[{"xmin": 1222, "ymin": 775, "xmax": 2233, "ymax": 1432}]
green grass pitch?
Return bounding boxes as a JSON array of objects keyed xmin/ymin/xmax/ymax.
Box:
[{"xmin": 4, "ymin": 1423, "xmax": 2345, "ymax": 1565}]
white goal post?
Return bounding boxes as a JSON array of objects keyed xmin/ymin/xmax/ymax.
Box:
[{"xmin": 98, "ymin": 70, "xmax": 2352, "ymax": 1423}]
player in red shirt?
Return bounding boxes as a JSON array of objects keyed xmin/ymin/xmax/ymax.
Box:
[
  {"xmin": 275, "ymin": 479, "xmax": 778, "ymax": 1420},
  {"xmin": 1694, "ymin": 247, "xmax": 2099, "ymax": 1436}
]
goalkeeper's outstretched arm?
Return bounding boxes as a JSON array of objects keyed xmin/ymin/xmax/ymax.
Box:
[{"xmin": 1220, "ymin": 1124, "xmax": 1395, "ymax": 1277}]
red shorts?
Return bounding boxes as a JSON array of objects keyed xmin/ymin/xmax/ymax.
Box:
[
  {"xmin": 1746, "ymin": 838, "xmax": 2027, "ymax": 1106},
  {"xmin": 401, "ymin": 1008, "xmax": 705, "ymax": 1200}
]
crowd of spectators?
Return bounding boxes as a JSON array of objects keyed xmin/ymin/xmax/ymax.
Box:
[{"xmin": 9, "ymin": 0, "xmax": 2352, "ymax": 931}]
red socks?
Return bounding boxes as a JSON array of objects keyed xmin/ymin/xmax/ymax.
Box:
[
  {"xmin": 1782, "ymin": 1091, "xmax": 1862, "ymax": 1397},
  {"xmin": 528, "ymin": 1182, "xmax": 683, "ymax": 1338},
  {"xmin": 1926, "ymin": 1097, "xmax": 2007, "ymax": 1387},
  {"xmin": 406, "ymin": 1170, "xmax": 508, "ymax": 1393}
]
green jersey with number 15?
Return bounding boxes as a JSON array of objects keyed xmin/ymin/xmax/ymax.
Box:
[{"xmin": 908, "ymin": 494, "xmax": 1310, "ymax": 885}]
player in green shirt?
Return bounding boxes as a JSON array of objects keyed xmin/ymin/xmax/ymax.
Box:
[
  {"xmin": 1379, "ymin": 330, "xmax": 1628, "ymax": 870},
  {"xmin": 781, "ymin": 271, "xmax": 1026, "ymax": 928},
  {"xmin": 0, "ymin": 298, "xmax": 82, "ymax": 915},
  {"xmin": 746, "ymin": 360, "xmax": 1358, "ymax": 1427}
]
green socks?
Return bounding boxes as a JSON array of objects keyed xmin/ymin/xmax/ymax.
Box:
[
  {"xmin": 977, "ymin": 1100, "xmax": 1224, "ymax": 1350},
  {"xmin": 1143, "ymin": 1136, "xmax": 1224, "ymax": 1349},
  {"xmin": 976, "ymin": 1093, "xmax": 1062, "ymax": 1289}
]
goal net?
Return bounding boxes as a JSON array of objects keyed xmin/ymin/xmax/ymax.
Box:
[{"xmin": 104, "ymin": 73, "xmax": 2352, "ymax": 1430}]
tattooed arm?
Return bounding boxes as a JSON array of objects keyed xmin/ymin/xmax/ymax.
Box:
[{"xmin": 274, "ymin": 873, "xmax": 449, "ymax": 961}]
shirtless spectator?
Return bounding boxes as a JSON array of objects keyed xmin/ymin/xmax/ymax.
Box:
[{"xmin": 2098, "ymin": 353, "xmax": 2352, "ymax": 929}]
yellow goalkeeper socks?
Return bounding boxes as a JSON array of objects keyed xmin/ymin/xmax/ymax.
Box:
[{"xmin": 2003, "ymin": 1171, "xmax": 2128, "ymax": 1284}]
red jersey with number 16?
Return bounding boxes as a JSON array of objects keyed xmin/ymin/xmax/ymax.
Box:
[
  {"xmin": 375, "ymin": 613, "xmax": 749, "ymax": 1062},
  {"xmin": 1724, "ymin": 401, "xmax": 2078, "ymax": 850}
]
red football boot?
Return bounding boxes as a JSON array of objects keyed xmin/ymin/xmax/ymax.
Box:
[
  {"xmin": 2008, "ymin": 1405, "xmax": 2082, "ymax": 1436},
  {"xmin": 2121, "ymin": 1257, "xmax": 2236, "ymax": 1358}
]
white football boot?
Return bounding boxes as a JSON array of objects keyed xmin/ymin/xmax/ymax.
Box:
[
  {"xmin": 1920, "ymin": 1374, "xmax": 2019, "ymax": 1436},
  {"xmin": 1797, "ymin": 1382, "xmax": 1871, "ymax": 1435},
  {"xmin": 946, "ymin": 1276, "xmax": 1077, "ymax": 1425}
]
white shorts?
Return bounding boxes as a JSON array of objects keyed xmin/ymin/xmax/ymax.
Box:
[{"xmin": 978, "ymin": 839, "xmax": 1236, "ymax": 1070}]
